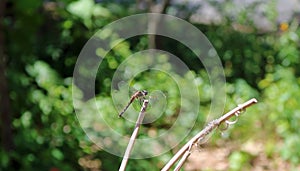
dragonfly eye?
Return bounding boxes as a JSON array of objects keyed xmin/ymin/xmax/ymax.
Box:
[{"xmin": 142, "ymin": 90, "xmax": 148, "ymax": 95}]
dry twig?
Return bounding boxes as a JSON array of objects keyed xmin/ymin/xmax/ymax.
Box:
[
  {"xmin": 119, "ymin": 99, "xmax": 149, "ymax": 171},
  {"xmin": 161, "ymin": 98, "xmax": 258, "ymax": 171}
]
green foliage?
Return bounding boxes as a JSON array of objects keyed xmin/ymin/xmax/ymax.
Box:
[
  {"xmin": 2, "ymin": 0, "xmax": 300, "ymax": 170},
  {"xmin": 277, "ymin": 23, "xmax": 300, "ymax": 67},
  {"xmin": 9, "ymin": 60, "xmax": 82, "ymax": 170},
  {"xmin": 259, "ymin": 67, "xmax": 300, "ymax": 164},
  {"xmin": 229, "ymin": 151, "xmax": 253, "ymax": 171}
]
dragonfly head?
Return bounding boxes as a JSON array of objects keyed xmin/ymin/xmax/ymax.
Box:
[{"xmin": 141, "ymin": 90, "xmax": 148, "ymax": 96}]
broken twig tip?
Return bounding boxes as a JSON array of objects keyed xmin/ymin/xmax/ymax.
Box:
[{"xmin": 252, "ymin": 98, "xmax": 258, "ymax": 103}]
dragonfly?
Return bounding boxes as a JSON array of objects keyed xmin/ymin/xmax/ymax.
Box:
[{"xmin": 118, "ymin": 90, "xmax": 148, "ymax": 118}]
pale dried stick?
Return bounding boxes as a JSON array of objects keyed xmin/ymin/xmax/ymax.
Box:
[
  {"xmin": 174, "ymin": 143, "xmax": 193, "ymax": 171},
  {"xmin": 119, "ymin": 99, "xmax": 149, "ymax": 171},
  {"xmin": 161, "ymin": 98, "xmax": 258, "ymax": 171}
]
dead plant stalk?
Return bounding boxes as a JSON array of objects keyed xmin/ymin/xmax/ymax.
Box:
[
  {"xmin": 161, "ymin": 98, "xmax": 258, "ymax": 171},
  {"xmin": 119, "ymin": 99, "xmax": 149, "ymax": 171}
]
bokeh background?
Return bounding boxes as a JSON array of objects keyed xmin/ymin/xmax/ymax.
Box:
[{"xmin": 1, "ymin": 0, "xmax": 300, "ymax": 170}]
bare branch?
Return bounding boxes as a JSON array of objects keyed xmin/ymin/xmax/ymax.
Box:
[
  {"xmin": 174, "ymin": 143, "xmax": 193, "ymax": 171},
  {"xmin": 148, "ymin": 0, "xmax": 170, "ymax": 49},
  {"xmin": 161, "ymin": 98, "xmax": 258, "ymax": 171},
  {"xmin": 119, "ymin": 99, "xmax": 149, "ymax": 171}
]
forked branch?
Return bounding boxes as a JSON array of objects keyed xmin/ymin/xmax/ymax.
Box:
[{"xmin": 161, "ymin": 98, "xmax": 258, "ymax": 171}]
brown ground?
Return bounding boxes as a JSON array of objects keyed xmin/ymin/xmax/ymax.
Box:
[{"xmin": 183, "ymin": 141, "xmax": 299, "ymax": 171}]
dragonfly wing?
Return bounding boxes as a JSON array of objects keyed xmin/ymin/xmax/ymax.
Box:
[{"xmin": 141, "ymin": 90, "xmax": 167, "ymax": 123}]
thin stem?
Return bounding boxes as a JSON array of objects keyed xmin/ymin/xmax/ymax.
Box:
[
  {"xmin": 119, "ymin": 100, "xmax": 149, "ymax": 171},
  {"xmin": 174, "ymin": 143, "xmax": 193, "ymax": 171},
  {"xmin": 161, "ymin": 98, "xmax": 258, "ymax": 171}
]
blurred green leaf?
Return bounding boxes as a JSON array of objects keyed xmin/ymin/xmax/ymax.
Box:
[{"xmin": 51, "ymin": 148, "xmax": 64, "ymax": 161}]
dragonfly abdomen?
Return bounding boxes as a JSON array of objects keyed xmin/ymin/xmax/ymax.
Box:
[
  {"xmin": 118, "ymin": 97, "xmax": 135, "ymax": 117},
  {"xmin": 118, "ymin": 90, "xmax": 148, "ymax": 118}
]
